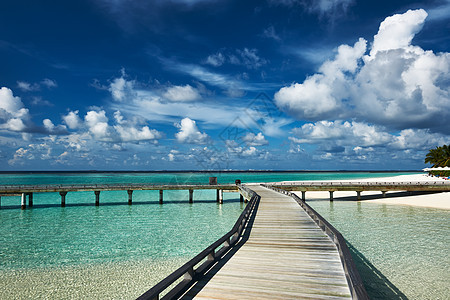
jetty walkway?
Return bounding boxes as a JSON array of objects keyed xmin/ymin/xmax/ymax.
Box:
[
  {"xmin": 0, "ymin": 183, "xmax": 239, "ymax": 208},
  {"xmin": 1, "ymin": 180, "xmax": 448, "ymax": 209},
  {"xmin": 185, "ymin": 185, "xmax": 353, "ymax": 299},
  {"xmin": 139, "ymin": 185, "xmax": 368, "ymax": 299}
]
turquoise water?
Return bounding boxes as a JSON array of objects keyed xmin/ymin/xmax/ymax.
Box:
[
  {"xmin": 0, "ymin": 171, "xmax": 431, "ymax": 299},
  {"xmin": 0, "ymin": 171, "xmax": 414, "ymax": 186},
  {"xmin": 308, "ymin": 199, "xmax": 449, "ymax": 300}
]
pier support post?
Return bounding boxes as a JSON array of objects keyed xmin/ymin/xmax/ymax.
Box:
[
  {"xmin": 382, "ymin": 191, "xmax": 386, "ymax": 197},
  {"xmin": 127, "ymin": 190, "xmax": 133, "ymax": 205},
  {"xmin": 28, "ymin": 193, "xmax": 33, "ymax": 207},
  {"xmin": 240, "ymin": 194, "xmax": 244, "ymax": 202},
  {"xmin": 329, "ymin": 191, "xmax": 334, "ymax": 202},
  {"xmin": 21, "ymin": 193, "xmax": 26, "ymax": 209},
  {"xmin": 189, "ymin": 189, "xmax": 193, "ymax": 203},
  {"xmin": 216, "ymin": 189, "xmax": 220, "ymax": 202},
  {"xmin": 218, "ymin": 189, "xmax": 223, "ymax": 204},
  {"xmin": 94, "ymin": 191, "xmax": 100, "ymax": 206},
  {"xmin": 356, "ymin": 191, "xmax": 361, "ymax": 200},
  {"xmin": 60, "ymin": 192, "xmax": 67, "ymax": 207},
  {"xmin": 159, "ymin": 190, "xmax": 163, "ymax": 204},
  {"xmin": 301, "ymin": 191, "xmax": 306, "ymax": 201}
]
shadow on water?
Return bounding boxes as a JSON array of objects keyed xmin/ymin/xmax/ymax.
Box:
[
  {"xmin": 308, "ymin": 190, "xmax": 444, "ymax": 202},
  {"xmin": 179, "ymin": 196, "xmax": 259, "ymax": 299},
  {"xmin": 346, "ymin": 241, "xmax": 408, "ymax": 300},
  {"xmin": 0, "ymin": 199, "xmax": 242, "ymax": 210}
]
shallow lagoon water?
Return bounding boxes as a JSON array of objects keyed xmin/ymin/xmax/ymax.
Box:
[
  {"xmin": 2, "ymin": 171, "xmax": 444, "ymax": 299},
  {"xmin": 0, "ymin": 183, "xmax": 245, "ymax": 299},
  {"xmin": 308, "ymin": 199, "xmax": 449, "ymax": 300}
]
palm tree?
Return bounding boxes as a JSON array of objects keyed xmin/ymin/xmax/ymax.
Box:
[{"xmin": 425, "ymin": 145, "xmax": 450, "ymax": 176}]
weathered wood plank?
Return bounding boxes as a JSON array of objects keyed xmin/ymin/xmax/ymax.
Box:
[{"xmin": 184, "ymin": 185, "xmax": 352, "ymax": 299}]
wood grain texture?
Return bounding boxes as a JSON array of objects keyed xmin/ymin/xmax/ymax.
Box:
[{"xmin": 183, "ymin": 186, "xmax": 352, "ymax": 299}]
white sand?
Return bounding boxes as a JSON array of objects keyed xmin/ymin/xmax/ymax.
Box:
[{"xmin": 278, "ymin": 174, "xmax": 450, "ymax": 210}]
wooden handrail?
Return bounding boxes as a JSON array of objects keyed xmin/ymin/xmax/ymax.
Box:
[
  {"xmin": 137, "ymin": 185, "xmax": 260, "ymax": 300},
  {"xmin": 263, "ymin": 184, "xmax": 369, "ymax": 300},
  {"xmin": 0, "ymin": 183, "xmax": 239, "ymax": 194}
]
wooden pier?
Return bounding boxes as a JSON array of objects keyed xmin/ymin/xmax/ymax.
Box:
[
  {"xmin": 139, "ymin": 185, "xmax": 368, "ymax": 299},
  {"xmin": 270, "ymin": 180, "xmax": 450, "ymax": 201},
  {"xmin": 2, "ymin": 180, "xmax": 448, "ymax": 209},
  {"xmin": 0, "ymin": 184, "xmax": 239, "ymax": 209},
  {"xmin": 185, "ymin": 185, "xmax": 353, "ymax": 299}
]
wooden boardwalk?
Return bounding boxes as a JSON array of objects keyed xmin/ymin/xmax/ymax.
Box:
[{"xmin": 183, "ymin": 185, "xmax": 352, "ymax": 299}]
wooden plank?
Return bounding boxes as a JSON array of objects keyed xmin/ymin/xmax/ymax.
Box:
[{"xmin": 184, "ymin": 186, "xmax": 352, "ymax": 299}]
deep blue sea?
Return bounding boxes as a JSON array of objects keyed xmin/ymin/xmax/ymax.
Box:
[{"xmin": 1, "ymin": 171, "xmax": 446, "ymax": 299}]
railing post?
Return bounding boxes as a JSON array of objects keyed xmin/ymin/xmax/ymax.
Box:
[
  {"xmin": 329, "ymin": 191, "xmax": 334, "ymax": 202},
  {"xmin": 95, "ymin": 191, "xmax": 100, "ymax": 206},
  {"xmin": 127, "ymin": 190, "xmax": 133, "ymax": 205},
  {"xmin": 184, "ymin": 266, "xmax": 195, "ymax": 281},
  {"xmin": 218, "ymin": 189, "xmax": 223, "ymax": 204},
  {"xmin": 60, "ymin": 192, "xmax": 67, "ymax": 207},
  {"xmin": 240, "ymin": 194, "xmax": 244, "ymax": 202},
  {"xmin": 159, "ymin": 190, "xmax": 163, "ymax": 204},
  {"xmin": 356, "ymin": 191, "xmax": 361, "ymax": 200},
  {"xmin": 21, "ymin": 193, "xmax": 26, "ymax": 210},
  {"xmin": 28, "ymin": 193, "xmax": 33, "ymax": 207},
  {"xmin": 216, "ymin": 189, "xmax": 220, "ymax": 202},
  {"xmin": 301, "ymin": 191, "xmax": 306, "ymax": 201},
  {"xmin": 189, "ymin": 189, "xmax": 193, "ymax": 203},
  {"xmin": 207, "ymin": 249, "xmax": 215, "ymax": 261}
]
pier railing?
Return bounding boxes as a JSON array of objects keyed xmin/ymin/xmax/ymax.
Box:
[
  {"xmin": 137, "ymin": 185, "xmax": 260, "ymax": 300},
  {"xmin": 0, "ymin": 183, "xmax": 238, "ymax": 193},
  {"xmin": 270, "ymin": 180, "xmax": 450, "ymax": 192},
  {"xmin": 263, "ymin": 184, "xmax": 369, "ymax": 300}
]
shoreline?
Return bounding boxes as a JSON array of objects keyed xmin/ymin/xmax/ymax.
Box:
[{"xmin": 278, "ymin": 174, "xmax": 450, "ymax": 210}]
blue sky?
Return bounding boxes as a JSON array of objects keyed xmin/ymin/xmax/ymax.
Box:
[{"xmin": 0, "ymin": 0, "xmax": 449, "ymax": 171}]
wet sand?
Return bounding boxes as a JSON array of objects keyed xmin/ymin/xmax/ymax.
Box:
[{"xmin": 0, "ymin": 257, "xmax": 188, "ymax": 300}]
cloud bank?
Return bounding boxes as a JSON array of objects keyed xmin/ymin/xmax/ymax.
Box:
[{"xmin": 275, "ymin": 9, "xmax": 450, "ymax": 133}]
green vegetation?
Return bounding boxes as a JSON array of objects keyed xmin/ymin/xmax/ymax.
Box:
[{"xmin": 425, "ymin": 145, "xmax": 450, "ymax": 177}]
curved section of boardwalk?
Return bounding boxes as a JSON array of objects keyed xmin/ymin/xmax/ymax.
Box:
[{"xmin": 184, "ymin": 185, "xmax": 351, "ymax": 299}]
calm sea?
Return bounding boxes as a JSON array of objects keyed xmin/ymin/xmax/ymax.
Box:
[{"xmin": 1, "ymin": 171, "xmax": 446, "ymax": 299}]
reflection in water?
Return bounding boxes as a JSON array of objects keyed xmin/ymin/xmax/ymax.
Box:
[
  {"xmin": 357, "ymin": 201, "xmax": 362, "ymax": 214},
  {"xmin": 0, "ymin": 191, "xmax": 244, "ymax": 299},
  {"xmin": 329, "ymin": 200, "xmax": 335, "ymax": 221},
  {"xmin": 309, "ymin": 200, "xmax": 449, "ymax": 300},
  {"xmin": 347, "ymin": 241, "xmax": 408, "ymax": 300}
]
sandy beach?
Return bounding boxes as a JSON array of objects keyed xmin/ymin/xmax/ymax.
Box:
[{"xmin": 279, "ymin": 174, "xmax": 450, "ymax": 210}]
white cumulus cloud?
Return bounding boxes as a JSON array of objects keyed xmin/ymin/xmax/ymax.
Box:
[
  {"xmin": 85, "ymin": 110, "xmax": 110, "ymax": 140},
  {"xmin": 114, "ymin": 124, "xmax": 161, "ymax": 142},
  {"xmin": 291, "ymin": 120, "xmax": 447, "ymax": 152},
  {"xmin": 369, "ymin": 9, "xmax": 428, "ymax": 57},
  {"xmin": 0, "ymin": 87, "xmax": 30, "ymax": 132},
  {"xmin": 109, "ymin": 73, "xmax": 136, "ymax": 102},
  {"xmin": 291, "ymin": 120, "xmax": 392, "ymax": 147},
  {"xmin": 163, "ymin": 84, "xmax": 200, "ymax": 102},
  {"xmin": 63, "ymin": 110, "xmax": 82, "ymax": 129},
  {"xmin": 275, "ymin": 9, "xmax": 450, "ymax": 132},
  {"xmin": 83, "ymin": 109, "xmax": 162, "ymax": 142},
  {"xmin": 242, "ymin": 132, "xmax": 269, "ymax": 146},
  {"xmin": 175, "ymin": 117, "xmax": 209, "ymax": 144}
]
